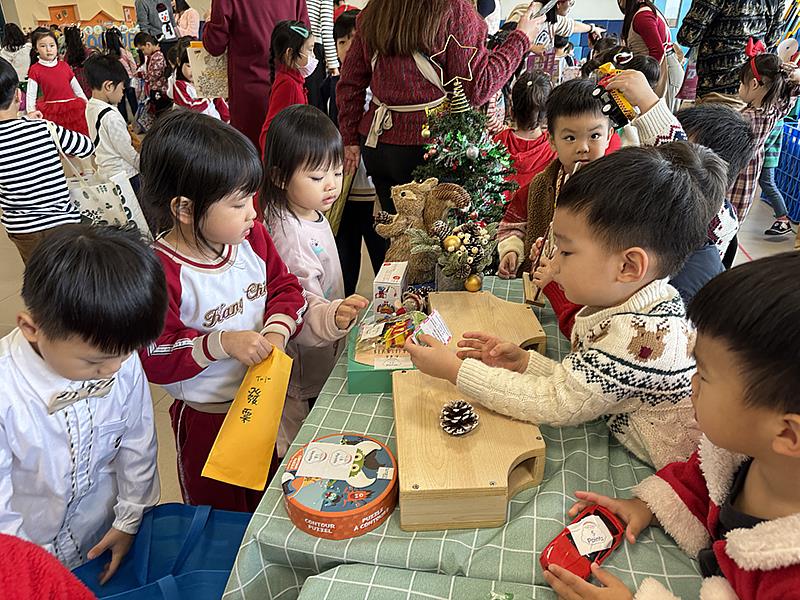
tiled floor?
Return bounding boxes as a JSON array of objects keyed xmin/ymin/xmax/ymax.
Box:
[{"xmin": 0, "ymin": 198, "xmax": 793, "ymax": 505}]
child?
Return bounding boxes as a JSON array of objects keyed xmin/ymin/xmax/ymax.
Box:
[
  {"xmin": 102, "ymin": 27, "xmax": 139, "ymax": 122},
  {"xmin": 258, "ymin": 21, "xmax": 315, "ymax": 152},
  {"xmin": 262, "ymin": 105, "xmax": 368, "ymax": 456},
  {"xmin": 138, "ymin": 111, "xmax": 307, "ymax": 512},
  {"xmin": 172, "ymin": 43, "xmax": 230, "ymax": 122},
  {"xmin": 554, "ymin": 36, "xmax": 576, "ymax": 67},
  {"xmin": 321, "ymin": 8, "xmax": 359, "ymax": 127},
  {"xmin": 492, "ymin": 70, "xmax": 557, "ymax": 194},
  {"xmin": 725, "ymin": 54, "xmax": 799, "ymax": 259},
  {"xmin": 0, "ymin": 224, "xmax": 166, "ymax": 580},
  {"xmin": 26, "ymin": 29, "xmax": 89, "ymax": 135},
  {"xmin": 546, "ymin": 252, "xmax": 800, "ymax": 598},
  {"xmin": 407, "ymin": 142, "xmax": 728, "ymax": 469},
  {"xmin": 0, "ymin": 23, "xmax": 31, "ymax": 84},
  {"xmin": 133, "ymin": 32, "xmax": 172, "ymax": 118},
  {"xmin": 63, "ymin": 26, "xmax": 92, "ymax": 99},
  {"xmin": 84, "ymin": 54, "xmax": 140, "ymax": 192},
  {"xmin": 761, "ymin": 120, "xmax": 792, "ymax": 236},
  {"xmin": 496, "ymin": 78, "xmax": 617, "ymax": 279},
  {"xmin": 0, "ymin": 58, "xmax": 93, "ymax": 263}
]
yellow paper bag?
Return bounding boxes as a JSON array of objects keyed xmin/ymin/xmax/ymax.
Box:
[
  {"xmin": 202, "ymin": 349, "xmax": 293, "ymax": 490},
  {"xmin": 327, "ymin": 172, "xmax": 354, "ymax": 236}
]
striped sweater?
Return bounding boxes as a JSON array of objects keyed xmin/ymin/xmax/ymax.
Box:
[
  {"xmin": 0, "ymin": 118, "xmax": 93, "ymax": 234},
  {"xmin": 307, "ymin": 0, "xmax": 338, "ymax": 71}
]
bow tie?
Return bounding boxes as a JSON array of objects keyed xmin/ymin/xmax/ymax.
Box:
[{"xmin": 48, "ymin": 378, "xmax": 115, "ymax": 415}]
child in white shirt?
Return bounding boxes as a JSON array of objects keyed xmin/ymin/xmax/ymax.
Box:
[
  {"xmin": 263, "ymin": 104, "xmax": 368, "ymax": 456},
  {"xmin": 84, "ymin": 54, "xmax": 140, "ymax": 192},
  {"xmin": 0, "ymin": 225, "xmax": 167, "ymax": 582}
]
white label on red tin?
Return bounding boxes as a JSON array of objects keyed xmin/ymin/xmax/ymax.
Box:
[
  {"xmin": 296, "ymin": 442, "xmax": 357, "ymax": 480},
  {"xmin": 567, "ymin": 515, "xmax": 614, "ymax": 557},
  {"xmin": 377, "ymin": 467, "xmax": 394, "ymax": 480}
]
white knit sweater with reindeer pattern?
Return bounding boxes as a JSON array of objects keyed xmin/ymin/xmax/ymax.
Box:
[{"xmin": 457, "ymin": 279, "xmax": 699, "ymax": 469}]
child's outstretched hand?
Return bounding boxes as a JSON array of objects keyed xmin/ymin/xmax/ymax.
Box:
[
  {"xmin": 456, "ymin": 332, "xmax": 530, "ymax": 373},
  {"xmin": 404, "ymin": 334, "xmax": 462, "ymax": 384},
  {"xmin": 87, "ymin": 527, "xmax": 134, "ymax": 585},
  {"xmin": 335, "ymin": 294, "xmax": 369, "ymax": 330},
  {"xmin": 604, "ymin": 70, "xmax": 659, "ymax": 115},
  {"xmin": 544, "ymin": 563, "xmax": 633, "ymax": 600},
  {"xmin": 497, "ymin": 252, "xmax": 519, "ymax": 279},
  {"xmin": 532, "ymin": 250, "xmax": 555, "ymax": 290},
  {"xmin": 568, "ymin": 491, "xmax": 655, "ymax": 544},
  {"xmin": 222, "ymin": 330, "xmax": 275, "ymax": 366}
]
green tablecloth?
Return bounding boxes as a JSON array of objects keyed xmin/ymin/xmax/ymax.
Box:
[{"xmin": 223, "ymin": 278, "xmax": 701, "ymax": 599}]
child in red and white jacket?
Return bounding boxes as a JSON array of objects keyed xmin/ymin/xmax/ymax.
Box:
[
  {"xmin": 172, "ymin": 44, "xmax": 230, "ymax": 122},
  {"xmin": 545, "ymin": 253, "xmax": 800, "ymax": 600},
  {"xmin": 138, "ymin": 111, "xmax": 307, "ymax": 513}
]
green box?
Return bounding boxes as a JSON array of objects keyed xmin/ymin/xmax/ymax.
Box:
[{"xmin": 346, "ymin": 327, "xmax": 415, "ymax": 394}]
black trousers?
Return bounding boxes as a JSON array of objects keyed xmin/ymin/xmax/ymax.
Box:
[
  {"xmin": 118, "ymin": 86, "xmax": 138, "ymax": 123},
  {"xmin": 360, "ymin": 140, "xmax": 425, "ymax": 214},
  {"xmin": 722, "ymin": 234, "xmax": 737, "ymax": 269},
  {"xmin": 305, "ymin": 43, "xmax": 328, "ymax": 113},
  {"xmin": 335, "ymin": 200, "xmax": 387, "ymax": 296}
]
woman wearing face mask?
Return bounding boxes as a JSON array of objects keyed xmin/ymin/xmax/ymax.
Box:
[{"xmin": 259, "ymin": 21, "xmax": 317, "ymax": 154}]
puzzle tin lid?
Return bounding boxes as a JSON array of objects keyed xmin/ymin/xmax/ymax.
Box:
[{"xmin": 281, "ymin": 433, "xmax": 398, "ymax": 540}]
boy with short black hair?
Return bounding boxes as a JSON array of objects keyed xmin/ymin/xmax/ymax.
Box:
[
  {"xmin": 497, "ymin": 78, "xmax": 617, "ymax": 278},
  {"xmin": 546, "ymin": 252, "xmax": 800, "ymax": 598},
  {"xmin": 84, "ymin": 53, "xmax": 140, "ymax": 191},
  {"xmin": 407, "ymin": 142, "xmax": 728, "ymax": 469},
  {"xmin": 0, "ymin": 57, "xmax": 93, "ymax": 263},
  {"xmin": 0, "ymin": 224, "xmax": 167, "ymax": 582}
]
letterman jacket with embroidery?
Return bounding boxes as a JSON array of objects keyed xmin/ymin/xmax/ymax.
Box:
[
  {"xmin": 140, "ymin": 222, "xmax": 307, "ymax": 404},
  {"xmin": 0, "ymin": 329, "xmax": 159, "ymax": 569},
  {"xmin": 632, "ymin": 436, "xmax": 800, "ymax": 599}
]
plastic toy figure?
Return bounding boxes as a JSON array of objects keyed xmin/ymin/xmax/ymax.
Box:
[{"xmin": 592, "ymin": 62, "xmax": 637, "ymax": 128}]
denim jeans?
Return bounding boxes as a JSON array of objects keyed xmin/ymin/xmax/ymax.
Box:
[{"xmin": 760, "ymin": 167, "xmax": 788, "ymax": 218}]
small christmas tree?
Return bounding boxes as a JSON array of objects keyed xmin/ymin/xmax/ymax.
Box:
[{"xmin": 413, "ymin": 80, "xmax": 517, "ymax": 225}]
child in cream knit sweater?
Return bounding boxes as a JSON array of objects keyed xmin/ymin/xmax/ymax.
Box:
[{"xmin": 406, "ymin": 142, "xmax": 729, "ymax": 469}]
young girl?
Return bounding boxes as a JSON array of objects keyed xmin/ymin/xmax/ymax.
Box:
[
  {"xmin": 258, "ymin": 21, "xmax": 315, "ymax": 152},
  {"xmin": 492, "ymin": 71, "xmax": 557, "ymax": 193},
  {"xmin": 138, "ymin": 111, "xmax": 308, "ymax": 511},
  {"xmin": 0, "ymin": 23, "xmax": 31, "ymax": 83},
  {"xmin": 26, "ymin": 29, "xmax": 89, "ymax": 135},
  {"xmin": 172, "ymin": 44, "xmax": 230, "ymax": 122},
  {"xmin": 103, "ymin": 27, "xmax": 139, "ymax": 122},
  {"xmin": 728, "ymin": 54, "xmax": 800, "ymax": 240},
  {"xmin": 262, "ymin": 105, "xmax": 367, "ymax": 457},
  {"xmin": 63, "ymin": 26, "xmax": 92, "ymax": 99}
]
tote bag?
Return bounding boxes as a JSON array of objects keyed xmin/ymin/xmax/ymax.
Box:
[{"xmin": 46, "ymin": 121, "xmax": 151, "ymax": 238}]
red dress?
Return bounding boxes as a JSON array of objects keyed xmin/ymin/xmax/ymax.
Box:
[{"xmin": 28, "ymin": 60, "xmax": 88, "ymax": 136}]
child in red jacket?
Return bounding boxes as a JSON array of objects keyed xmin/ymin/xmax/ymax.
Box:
[
  {"xmin": 259, "ymin": 21, "xmax": 316, "ymax": 153},
  {"xmin": 172, "ymin": 44, "xmax": 230, "ymax": 122},
  {"xmin": 546, "ymin": 253, "xmax": 800, "ymax": 600}
]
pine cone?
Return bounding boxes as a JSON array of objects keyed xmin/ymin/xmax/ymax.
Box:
[
  {"xmin": 454, "ymin": 263, "xmax": 472, "ymax": 279},
  {"xmin": 461, "ymin": 221, "xmax": 480, "ymax": 235},
  {"xmin": 374, "ymin": 211, "xmax": 393, "ymax": 225},
  {"xmin": 430, "ymin": 220, "xmax": 451, "ymax": 240},
  {"xmin": 434, "ymin": 183, "xmax": 471, "ymax": 210},
  {"xmin": 440, "ymin": 400, "xmax": 480, "ymax": 436}
]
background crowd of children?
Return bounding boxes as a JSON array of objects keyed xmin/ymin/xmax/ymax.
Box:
[{"xmin": 0, "ymin": 0, "xmax": 798, "ymax": 597}]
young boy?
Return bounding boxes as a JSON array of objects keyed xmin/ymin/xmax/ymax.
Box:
[
  {"xmin": 407, "ymin": 142, "xmax": 728, "ymax": 469},
  {"xmin": 330, "ymin": 8, "xmax": 384, "ymax": 295},
  {"xmin": 0, "ymin": 225, "xmax": 167, "ymax": 582},
  {"xmin": 0, "ymin": 58, "xmax": 93, "ymax": 264},
  {"xmin": 134, "ymin": 32, "xmax": 171, "ymax": 117},
  {"xmin": 497, "ymin": 78, "xmax": 618, "ymax": 278},
  {"xmin": 545, "ymin": 252, "xmax": 800, "ymax": 598},
  {"xmin": 84, "ymin": 54, "xmax": 140, "ymax": 192}
]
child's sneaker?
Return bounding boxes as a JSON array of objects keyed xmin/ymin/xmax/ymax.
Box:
[{"xmin": 765, "ymin": 219, "xmax": 793, "ymax": 236}]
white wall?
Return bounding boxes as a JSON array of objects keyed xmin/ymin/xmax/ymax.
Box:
[{"xmin": 495, "ymin": 0, "xmax": 623, "ymax": 23}]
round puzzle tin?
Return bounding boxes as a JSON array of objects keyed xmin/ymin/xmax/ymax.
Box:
[{"xmin": 281, "ymin": 433, "xmax": 398, "ymax": 540}]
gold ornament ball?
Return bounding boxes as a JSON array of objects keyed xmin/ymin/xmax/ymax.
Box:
[
  {"xmin": 443, "ymin": 235, "xmax": 461, "ymax": 252},
  {"xmin": 421, "ymin": 128, "xmax": 431, "ymax": 139},
  {"xmin": 464, "ymin": 274, "xmax": 482, "ymax": 292}
]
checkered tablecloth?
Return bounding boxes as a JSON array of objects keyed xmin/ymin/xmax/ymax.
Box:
[{"xmin": 223, "ymin": 278, "xmax": 701, "ymax": 599}]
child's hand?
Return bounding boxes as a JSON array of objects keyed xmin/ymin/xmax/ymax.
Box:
[
  {"xmin": 544, "ymin": 563, "xmax": 633, "ymax": 600},
  {"xmin": 532, "ymin": 251, "xmax": 555, "ymax": 290},
  {"xmin": 605, "ymin": 70, "xmax": 659, "ymax": 115},
  {"xmin": 497, "ymin": 252, "xmax": 519, "ymax": 279},
  {"xmin": 26, "ymin": 110, "xmax": 44, "ymax": 119},
  {"xmin": 456, "ymin": 332, "xmax": 530, "ymax": 373},
  {"xmin": 568, "ymin": 491, "xmax": 655, "ymax": 544},
  {"xmin": 344, "ymin": 145, "xmax": 360, "ymax": 176},
  {"xmin": 87, "ymin": 527, "xmax": 134, "ymax": 585},
  {"xmin": 404, "ymin": 334, "xmax": 462, "ymax": 385},
  {"xmin": 263, "ymin": 331, "xmax": 286, "ymax": 353},
  {"xmin": 221, "ymin": 331, "xmax": 275, "ymax": 366},
  {"xmin": 529, "ymin": 237, "xmax": 544, "ymax": 265},
  {"xmin": 335, "ymin": 294, "xmax": 369, "ymax": 329}
]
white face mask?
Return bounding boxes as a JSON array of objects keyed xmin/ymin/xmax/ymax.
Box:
[{"xmin": 299, "ymin": 51, "xmax": 318, "ymax": 78}]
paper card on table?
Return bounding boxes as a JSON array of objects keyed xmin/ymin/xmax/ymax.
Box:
[
  {"xmin": 567, "ymin": 515, "xmax": 614, "ymax": 557},
  {"xmin": 373, "ymin": 351, "xmax": 413, "ymax": 370},
  {"xmin": 411, "ymin": 310, "xmax": 452, "ymax": 345},
  {"xmin": 359, "ymin": 321, "xmax": 385, "ymax": 341},
  {"xmin": 295, "ymin": 442, "xmax": 358, "ymax": 479},
  {"xmin": 202, "ymin": 348, "xmax": 292, "ymax": 490}
]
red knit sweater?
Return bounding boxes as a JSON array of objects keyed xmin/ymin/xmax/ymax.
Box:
[
  {"xmin": 632, "ymin": 10, "xmax": 671, "ymax": 62},
  {"xmin": 259, "ymin": 64, "xmax": 308, "ymax": 153},
  {"xmin": 337, "ymin": 0, "xmax": 530, "ymax": 147}
]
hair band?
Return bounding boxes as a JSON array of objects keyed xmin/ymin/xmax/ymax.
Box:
[{"xmin": 289, "ymin": 24, "xmax": 309, "ymax": 38}]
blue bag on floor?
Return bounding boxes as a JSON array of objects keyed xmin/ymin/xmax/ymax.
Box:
[{"xmin": 72, "ymin": 503, "xmax": 251, "ymax": 599}]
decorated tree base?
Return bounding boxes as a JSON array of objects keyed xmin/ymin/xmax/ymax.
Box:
[{"xmin": 435, "ymin": 265, "xmax": 466, "ymax": 291}]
